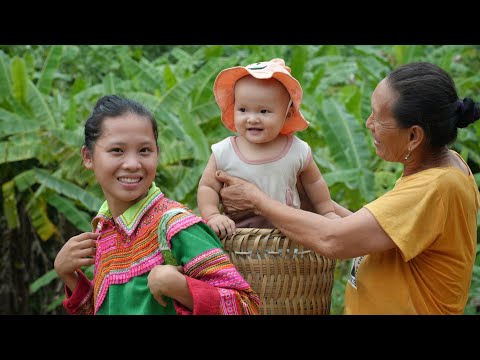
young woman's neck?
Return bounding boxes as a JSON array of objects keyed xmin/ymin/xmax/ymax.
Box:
[{"xmin": 106, "ymin": 192, "xmax": 150, "ymax": 219}]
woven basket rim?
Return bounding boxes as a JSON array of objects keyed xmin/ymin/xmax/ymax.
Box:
[{"xmin": 220, "ymin": 227, "xmax": 336, "ymax": 315}]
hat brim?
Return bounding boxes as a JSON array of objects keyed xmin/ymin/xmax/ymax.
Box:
[{"xmin": 214, "ymin": 67, "xmax": 309, "ymax": 135}]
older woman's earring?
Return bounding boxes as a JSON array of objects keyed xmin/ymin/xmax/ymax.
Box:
[{"xmin": 404, "ymin": 149, "xmax": 411, "ymax": 160}]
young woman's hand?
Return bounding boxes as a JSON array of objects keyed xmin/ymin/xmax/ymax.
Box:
[
  {"xmin": 147, "ymin": 265, "xmax": 191, "ymax": 309},
  {"xmin": 54, "ymin": 232, "xmax": 99, "ymax": 291}
]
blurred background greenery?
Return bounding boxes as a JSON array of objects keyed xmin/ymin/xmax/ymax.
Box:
[{"xmin": 0, "ymin": 45, "xmax": 479, "ymax": 314}]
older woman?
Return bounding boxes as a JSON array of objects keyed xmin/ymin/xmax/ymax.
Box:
[{"xmin": 215, "ymin": 62, "xmax": 480, "ymax": 314}]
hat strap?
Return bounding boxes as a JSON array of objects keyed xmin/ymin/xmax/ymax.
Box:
[{"xmin": 284, "ymin": 99, "xmax": 293, "ymax": 119}]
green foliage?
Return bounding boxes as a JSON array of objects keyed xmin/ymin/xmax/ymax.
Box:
[
  {"xmin": 29, "ymin": 269, "xmax": 58, "ymax": 294},
  {"xmin": 330, "ymin": 259, "xmax": 351, "ymax": 314},
  {"xmin": 0, "ymin": 51, "xmax": 12, "ymax": 101},
  {"xmin": 11, "ymin": 56, "xmax": 27, "ymax": 104},
  {"xmin": 2, "ymin": 180, "xmax": 19, "ymax": 229},
  {"xmin": 47, "ymin": 193, "xmax": 92, "ymax": 232},
  {"xmin": 37, "ymin": 46, "xmax": 64, "ymax": 95},
  {"xmin": 465, "ymin": 244, "xmax": 480, "ymax": 314},
  {"xmin": 0, "ymin": 45, "xmax": 479, "ymax": 314}
]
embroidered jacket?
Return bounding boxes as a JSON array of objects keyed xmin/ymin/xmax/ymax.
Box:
[{"xmin": 62, "ymin": 183, "xmax": 260, "ymax": 315}]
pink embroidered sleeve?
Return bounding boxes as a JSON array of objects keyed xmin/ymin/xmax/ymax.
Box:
[
  {"xmin": 179, "ymin": 248, "xmax": 260, "ymax": 315},
  {"xmin": 173, "ymin": 276, "xmax": 220, "ymax": 315},
  {"xmin": 167, "ymin": 214, "xmax": 260, "ymax": 315},
  {"xmin": 62, "ymin": 270, "xmax": 94, "ymax": 315}
]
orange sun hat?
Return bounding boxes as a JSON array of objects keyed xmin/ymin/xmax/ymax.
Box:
[{"xmin": 213, "ymin": 58, "xmax": 309, "ymax": 135}]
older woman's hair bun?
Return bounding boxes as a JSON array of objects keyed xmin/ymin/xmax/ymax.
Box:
[{"xmin": 456, "ymin": 97, "xmax": 479, "ymax": 128}]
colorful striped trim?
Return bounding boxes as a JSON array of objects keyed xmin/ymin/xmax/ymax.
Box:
[
  {"xmin": 165, "ymin": 210, "xmax": 204, "ymax": 245},
  {"xmin": 91, "ymin": 183, "xmax": 163, "ymax": 236},
  {"xmin": 92, "ymin": 192, "xmax": 199, "ymax": 314},
  {"xmin": 184, "ymin": 248, "xmax": 261, "ymax": 315},
  {"xmin": 75, "ymin": 286, "xmax": 95, "ymax": 315},
  {"xmin": 158, "ymin": 208, "xmax": 189, "ymax": 250},
  {"xmin": 116, "ymin": 190, "xmax": 163, "ymax": 235},
  {"xmin": 94, "ymin": 250, "xmax": 163, "ymax": 314}
]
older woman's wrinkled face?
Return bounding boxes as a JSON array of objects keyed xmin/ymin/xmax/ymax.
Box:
[{"xmin": 365, "ymin": 78, "xmax": 410, "ymax": 162}]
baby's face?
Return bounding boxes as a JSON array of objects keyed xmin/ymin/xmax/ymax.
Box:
[{"xmin": 233, "ymin": 76, "xmax": 291, "ymax": 144}]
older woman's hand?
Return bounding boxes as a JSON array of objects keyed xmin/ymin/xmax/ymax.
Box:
[{"xmin": 215, "ymin": 170, "xmax": 263, "ymax": 221}]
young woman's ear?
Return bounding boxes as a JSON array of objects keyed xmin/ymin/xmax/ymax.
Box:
[{"xmin": 81, "ymin": 145, "xmax": 93, "ymax": 169}]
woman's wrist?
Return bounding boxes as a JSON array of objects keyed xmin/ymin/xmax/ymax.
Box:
[
  {"xmin": 61, "ymin": 271, "xmax": 80, "ymax": 293},
  {"xmin": 251, "ymin": 186, "xmax": 267, "ymax": 216}
]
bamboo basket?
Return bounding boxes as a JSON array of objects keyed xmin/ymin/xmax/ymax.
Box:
[{"xmin": 220, "ymin": 228, "xmax": 336, "ymax": 315}]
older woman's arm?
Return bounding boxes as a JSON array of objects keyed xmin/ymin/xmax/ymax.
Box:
[
  {"xmin": 297, "ymin": 175, "xmax": 352, "ymax": 217},
  {"xmin": 332, "ymin": 200, "xmax": 353, "ymax": 218},
  {"xmin": 216, "ymin": 171, "xmax": 395, "ymax": 259}
]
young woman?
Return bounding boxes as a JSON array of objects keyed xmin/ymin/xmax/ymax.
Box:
[{"xmin": 54, "ymin": 95, "xmax": 260, "ymax": 315}]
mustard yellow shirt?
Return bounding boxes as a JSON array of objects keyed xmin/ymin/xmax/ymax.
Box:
[{"xmin": 345, "ymin": 152, "xmax": 480, "ymax": 314}]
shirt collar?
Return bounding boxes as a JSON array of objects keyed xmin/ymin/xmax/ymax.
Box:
[{"xmin": 91, "ymin": 182, "xmax": 163, "ymax": 236}]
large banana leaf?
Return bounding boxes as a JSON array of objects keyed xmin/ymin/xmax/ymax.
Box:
[
  {"xmin": 159, "ymin": 140, "xmax": 196, "ymax": 166},
  {"xmin": 47, "ymin": 193, "xmax": 92, "ymax": 232},
  {"xmin": 0, "ymin": 140, "xmax": 39, "ymax": 164},
  {"xmin": 163, "ymin": 65, "xmax": 177, "ymax": 90},
  {"xmin": 2, "ymin": 180, "xmax": 19, "ymax": 229},
  {"xmin": 103, "ymin": 73, "xmax": 116, "ymax": 94},
  {"xmin": 72, "ymin": 84, "xmax": 105, "ymax": 105},
  {"xmin": 0, "ymin": 108, "xmax": 38, "ymax": 137},
  {"xmin": 26, "ymin": 195, "xmax": 57, "ymax": 241},
  {"xmin": 178, "ymin": 108, "xmax": 209, "ymax": 162},
  {"xmin": 10, "ymin": 56, "xmax": 27, "ymax": 104},
  {"xmin": 33, "ymin": 169, "xmax": 102, "ymax": 212},
  {"xmin": 29, "ymin": 269, "xmax": 59, "ymax": 294},
  {"xmin": 190, "ymin": 101, "xmax": 220, "ymax": 125},
  {"xmin": 64, "ymin": 96, "xmax": 77, "ymax": 130},
  {"xmin": 26, "ymin": 80, "xmax": 55, "ymax": 126},
  {"xmin": 127, "ymin": 92, "xmax": 190, "ymax": 147},
  {"xmin": 171, "ymin": 170, "xmax": 201, "ymax": 201},
  {"xmin": 289, "ymin": 45, "xmax": 309, "ymax": 85},
  {"xmin": 120, "ymin": 56, "xmax": 162, "ymax": 92},
  {"xmin": 157, "ymin": 57, "xmax": 229, "ymax": 114},
  {"xmin": 0, "ymin": 51, "xmax": 12, "ymax": 101},
  {"xmin": 13, "ymin": 169, "xmax": 36, "ymax": 191},
  {"xmin": 392, "ymin": 45, "xmax": 429, "ymax": 65},
  {"xmin": 316, "ymin": 99, "xmax": 375, "ymax": 201},
  {"xmin": 37, "ymin": 45, "xmax": 64, "ymax": 95}
]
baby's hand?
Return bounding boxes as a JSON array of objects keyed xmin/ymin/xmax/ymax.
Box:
[{"xmin": 207, "ymin": 214, "xmax": 236, "ymax": 239}]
